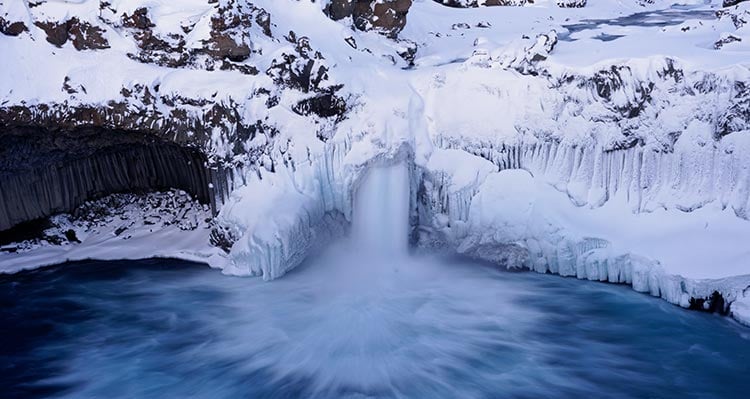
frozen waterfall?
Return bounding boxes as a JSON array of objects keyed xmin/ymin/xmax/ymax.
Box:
[{"xmin": 352, "ymin": 163, "xmax": 411, "ymax": 256}]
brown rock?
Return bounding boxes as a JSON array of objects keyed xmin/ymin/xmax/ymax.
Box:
[
  {"xmin": 205, "ymin": 33, "xmax": 251, "ymax": 62},
  {"xmin": 0, "ymin": 17, "xmax": 27, "ymax": 36},
  {"xmin": 325, "ymin": 0, "xmax": 413, "ymax": 39},
  {"xmin": 35, "ymin": 20, "xmax": 69, "ymax": 46},
  {"xmin": 34, "ymin": 18, "xmax": 109, "ymax": 50}
]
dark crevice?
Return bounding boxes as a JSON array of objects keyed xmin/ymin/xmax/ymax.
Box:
[{"xmin": 688, "ymin": 291, "xmax": 729, "ymax": 315}]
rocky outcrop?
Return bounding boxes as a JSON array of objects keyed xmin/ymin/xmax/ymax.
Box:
[
  {"xmin": 557, "ymin": 0, "xmax": 587, "ymax": 7},
  {"xmin": 724, "ymin": 0, "xmax": 749, "ymax": 7},
  {"xmin": 325, "ymin": 0, "xmax": 413, "ymax": 38},
  {"xmin": 0, "ymin": 17, "xmax": 26, "ymax": 36},
  {"xmin": 434, "ymin": 0, "xmax": 527, "ymax": 7},
  {"xmin": 100, "ymin": 0, "xmax": 270, "ymax": 71},
  {"xmin": 434, "ymin": 0, "xmax": 586, "ymax": 7},
  {"xmin": 204, "ymin": 0, "xmax": 271, "ymax": 62},
  {"xmin": 34, "ymin": 18, "xmax": 109, "ymax": 50}
]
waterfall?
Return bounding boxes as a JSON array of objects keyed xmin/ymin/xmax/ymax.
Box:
[{"xmin": 352, "ymin": 163, "xmax": 410, "ymax": 256}]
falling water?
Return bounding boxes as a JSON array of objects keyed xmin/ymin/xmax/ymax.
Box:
[{"xmin": 352, "ymin": 163, "xmax": 410, "ymax": 256}]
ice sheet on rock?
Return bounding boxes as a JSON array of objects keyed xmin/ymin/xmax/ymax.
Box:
[
  {"xmin": 213, "ymin": 137, "xmax": 363, "ymax": 280},
  {"xmin": 732, "ymin": 289, "xmax": 750, "ymax": 327},
  {"xmin": 443, "ymin": 168, "xmax": 750, "ymax": 319}
]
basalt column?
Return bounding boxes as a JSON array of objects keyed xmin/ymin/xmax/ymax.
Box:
[{"xmin": 0, "ymin": 126, "xmax": 215, "ymax": 232}]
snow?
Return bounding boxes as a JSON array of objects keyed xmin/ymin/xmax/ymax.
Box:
[
  {"xmin": 732, "ymin": 289, "xmax": 750, "ymax": 327},
  {"xmin": 0, "ymin": 191, "xmax": 218, "ymax": 274},
  {"xmin": 427, "ymin": 164, "xmax": 750, "ymax": 316}
]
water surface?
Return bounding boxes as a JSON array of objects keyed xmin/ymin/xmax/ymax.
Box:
[{"xmin": 1, "ymin": 252, "xmax": 749, "ymax": 398}]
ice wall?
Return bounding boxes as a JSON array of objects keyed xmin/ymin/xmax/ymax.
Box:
[
  {"xmin": 433, "ymin": 124, "xmax": 750, "ymax": 222},
  {"xmin": 418, "ymin": 150, "xmax": 750, "ymax": 323},
  {"xmin": 212, "ymin": 138, "xmax": 357, "ymax": 280}
]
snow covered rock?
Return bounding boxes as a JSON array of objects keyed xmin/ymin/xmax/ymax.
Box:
[
  {"xmin": 0, "ymin": 0, "xmax": 28, "ymax": 36},
  {"xmin": 557, "ymin": 0, "xmax": 586, "ymax": 7},
  {"xmin": 34, "ymin": 17, "xmax": 109, "ymax": 50},
  {"xmin": 417, "ymin": 166, "xmax": 750, "ymax": 323},
  {"xmin": 435, "ymin": 1, "xmax": 528, "ymax": 7},
  {"xmin": 732, "ymin": 288, "xmax": 750, "ymax": 326},
  {"xmin": 324, "ymin": 0, "xmax": 413, "ymax": 38},
  {"xmin": 724, "ymin": 0, "xmax": 749, "ymax": 7}
]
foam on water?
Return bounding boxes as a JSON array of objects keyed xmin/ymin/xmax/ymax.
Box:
[{"xmin": 3, "ymin": 257, "xmax": 750, "ymax": 398}]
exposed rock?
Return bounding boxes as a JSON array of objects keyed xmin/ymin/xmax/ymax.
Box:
[
  {"xmin": 325, "ymin": 0, "xmax": 413, "ymax": 39},
  {"xmin": 119, "ymin": 7, "xmax": 189, "ymax": 68},
  {"xmin": 325, "ymin": 0, "xmax": 355, "ymax": 20},
  {"xmin": 267, "ymin": 35, "xmax": 331, "ymax": 93},
  {"xmin": 203, "ymin": 0, "xmax": 271, "ymax": 62},
  {"xmin": 113, "ymin": 1, "xmax": 271, "ymax": 68},
  {"xmin": 723, "ymin": 0, "xmax": 749, "ymax": 7},
  {"xmin": 434, "ymin": 0, "xmax": 527, "ymax": 7},
  {"xmin": 34, "ymin": 18, "xmax": 109, "ymax": 50},
  {"xmin": 0, "ymin": 17, "xmax": 27, "ymax": 36},
  {"xmin": 689, "ymin": 291, "xmax": 729, "ymax": 314},
  {"xmin": 714, "ymin": 33, "xmax": 742, "ymax": 49},
  {"xmin": 469, "ymin": 31, "xmax": 557, "ymax": 75},
  {"xmin": 0, "ymin": 190, "xmax": 211, "ymax": 253},
  {"xmin": 716, "ymin": 81, "xmax": 750, "ymax": 138},
  {"xmin": 557, "ymin": 0, "xmax": 587, "ymax": 7}
]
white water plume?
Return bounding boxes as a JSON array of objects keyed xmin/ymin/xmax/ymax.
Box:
[{"xmin": 352, "ymin": 163, "xmax": 411, "ymax": 257}]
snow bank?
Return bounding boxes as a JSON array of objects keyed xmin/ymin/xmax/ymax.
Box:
[
  {"xmin": 732, "ymin": 289, "xmax": 750, "ymax": 327},
  {"xmin": 0, "ymin": 191, "xmax": 217, "ymax": 273},
  {"xmin": 419, "ymin": 162, "xmax": 750, "ymax": 322}
]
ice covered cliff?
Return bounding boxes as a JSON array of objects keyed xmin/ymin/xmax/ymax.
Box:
[{"xmin": 1, "ymin": 0, "xmax": 750, "ymax": 324}]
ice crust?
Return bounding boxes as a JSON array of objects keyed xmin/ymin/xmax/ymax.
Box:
[{"xmin": 419, "ymin": 152, "xmax": 750, "ymax": 322}]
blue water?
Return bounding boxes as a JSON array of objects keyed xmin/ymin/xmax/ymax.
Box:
[{"xmin": 2, "ymin": 253, "xmax": 749, "ymax": 399}]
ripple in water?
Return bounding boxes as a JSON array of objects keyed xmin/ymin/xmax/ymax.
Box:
[{"xmin": 2, "ymin": 247, "xmax": 750, "ymax": 399}]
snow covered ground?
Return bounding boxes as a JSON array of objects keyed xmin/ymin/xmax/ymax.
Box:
[
  {"xmin": 0, "ymin": 191, "xmax": 218, "ymax": 273},
  {"xmin": 1, "ymin": 0, "xmax": 750, "ymax": 323}
]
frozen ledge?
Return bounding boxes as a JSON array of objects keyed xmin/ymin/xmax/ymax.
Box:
[{"xmin": 419, "ymin": 150, "xmax": 750, "ymax": 325}]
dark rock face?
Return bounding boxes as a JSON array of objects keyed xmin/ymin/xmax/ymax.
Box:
[
  {"xmin": 267, "ymin": 32, "xmax": 347, "ymax": 121},
  {"xmin": 34, "ymin": 18, "xmax": 110, "ymax": 50},
  {"xmin": 434, "ymin": 0, "xmax": 527, "ymax": 7},
  {"xmin": 714, "ymin": 34, "xmax": 742, "ymax": 49},
  {"xmin": 119, "ymin": 7, "xmax": 189, "ymax": 67},
  {"xmin": 0, "ymin": 17, "xmax": 27, "ymax": 36},
  {"xmin": 325, "ymin": 0, "xmax": 413, "ymax": 38},
  {"xmin": 435, "ymin": 0, "xmax": 585, "ymax": 7},
  {"xmin": 689, "ymin": 291, "xmax": 729, "ymax": 315},
  {"xmin": 204, "ymin": 0, "xmax": 271, "ymax": 62},
  {"xmin": 0, "ymin": 126, "xmax": 215, "ymax": 232},
  {"xmin": 112, "ymin": 1, "xmax": 271, "ymax": 70},
  {"xmin": 556, "ymin": 0, "xmax": 587, "ymax": 7},
  {"xmin": 723, "ymin": 0, "xmax": 748, "ymax": 7}
]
